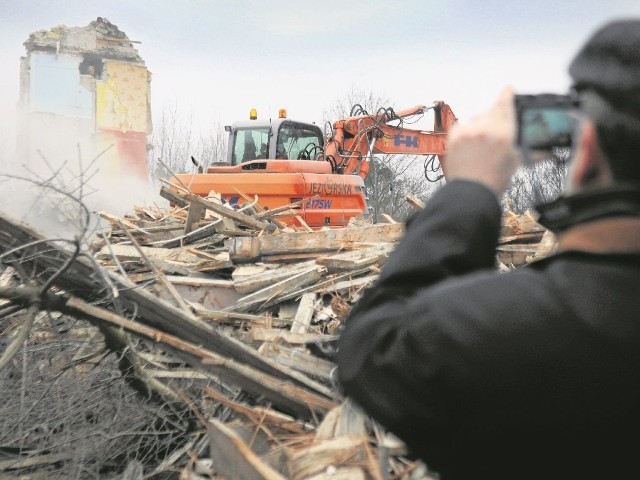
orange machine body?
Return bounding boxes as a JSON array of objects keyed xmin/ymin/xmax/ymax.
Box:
[{"xmin": 179, "ymin": 160, "xmax": 366, "ymax": 228}]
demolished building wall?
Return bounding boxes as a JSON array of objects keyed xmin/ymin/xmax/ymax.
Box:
[{"xmin": 18, "ymin": 17, "xmax": 152, "ymax": 180}]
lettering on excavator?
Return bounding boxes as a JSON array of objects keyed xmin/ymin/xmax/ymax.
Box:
[
  {"xmin": 305, "ymin": 199, "xmax": 333, "ymax": 209},
  {"xmin": 221, "ymin": 195, "xmax": 240, "ymax": 208},
  {"xmin": 394, "ymin": 135, "xmax": 419, "ymax": 148},
  {"xmin": 309, "ymin": 179, "xmax": 353, "ymax": 195}
]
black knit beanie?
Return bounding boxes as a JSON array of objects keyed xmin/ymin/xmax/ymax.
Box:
[{"xmin": 569, "ymin": 19, "xmax": 640, "ymax": 113}]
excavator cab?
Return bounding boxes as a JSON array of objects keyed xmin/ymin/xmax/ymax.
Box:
[
  {"xmin": 226, "ymin": 114, "xmax": 324, "ymax": 166},
  {"xmin": 231, "ymin": 127, "xmax": 269, "ymax": 164}
]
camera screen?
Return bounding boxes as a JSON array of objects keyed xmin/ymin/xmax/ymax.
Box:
[
  {"xmin": 515, "ymin": 94, "xmax": 580, "ymax": 150},
  {"xmin": 519, "ymin": 107, "xmax": 574, "ymax": 149}
]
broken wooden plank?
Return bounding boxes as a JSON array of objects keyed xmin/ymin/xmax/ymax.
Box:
[
  {"xmin": 295, "ymin": 215, "xmax": 314, "ymax": 233},
  {"xmin": 233, "ymin": 261, "xmax": 316, "ymax": 295},
  {"xmin": 97, "ymin": 210, "xmax": 151, "ymax": 234},
  {"xmin": 149, "ymin": 259, "xmax": 191, "ymax": 276},
  {"xmin": 287, "ymin": 436, "xmax": 368, "ymax": 480},
  {"xmin": 405, "ymin": 192, "xmax": 426, "ymax": 210},
  {"xmin": 98, "ymin": 244, "xmax": 200, "ymax": 264},
  {"xmin": 193, "ymin": 306, "xmax": 291, "ymax": 328},
  {"xmin": 258, "ymin": 342, "xmax": 335, "ymax": 381},
  {"xmin": 184, "ymin": 201, "xmax": 206, "ymax": 234},
  {"xmin": 187, "ymin": 249, "xmax": 233, "ymax": 271},
  {"xmin": 534, "ymin": 229, "xmax": 557, "ymax": 259},
  {"xmin": 229, "ymin": 267, "xmax": 326, "ymax": 313},
  {"xmin": 250, "ymin": 329, "xmax": 337, "ymax": 346},
  {"xmin": 205, "ymin": 387, "xmax": 315, "ymax": 435},
  {"xmin": 253, "ymin": 196, "xmax": 317, "ymax": 220},
  {"xmin": 501, "ymin": 210, "xmax": 545, "ymax": 236},
  {"xmin": 499, "ymin": 231, "xmax": 545, "ymax": 245},
  {"xmin": 229, "ymin": 223, "xmax": 405, "ymax": 262},
  {"xmin": 160, "ymin": 185, "xmax": 269, "ymax": 231},
  {"xmin": 207, "ymin": 418, "xmax": 288, "ymax": 480},
  {"xmin": 315, "ymin": 400, "xmax": 368, "ymax": 440},
  {"xmin": 262, "ymin": 267, "xmax": 374, "ymax": 308},
  {"xmin": 315, "ymin": 244, "xmax": 393, "ymax": 272},
  {"xmin": 314, "ymin": 275, "xmax": 378, "ymax": 294},
  {"xmin": 149, "ymin": 219, "xmax": 225, "ymax": 248},
  {"xmin": 290, "ymin": 293, "xmax": 316, "ymax": 335}
]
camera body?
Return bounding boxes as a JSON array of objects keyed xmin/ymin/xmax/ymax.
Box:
[{"xmin": 515, "ymin": 94, "xmax": 580, "ymax": 150}]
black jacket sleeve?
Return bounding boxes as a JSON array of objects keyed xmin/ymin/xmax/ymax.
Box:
[{"xmin": 336, "ymin": 180, "xmax": 502, "ymax": 467}]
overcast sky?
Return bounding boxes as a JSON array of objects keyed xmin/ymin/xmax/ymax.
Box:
[{"xmin": 1, "ymin": 0, "xmax": 639, "ymax": 158}]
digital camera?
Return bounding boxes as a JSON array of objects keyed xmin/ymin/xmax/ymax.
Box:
[{"xmin": 515, "ymin": 94, "xmax": 580, "ymax": 150}]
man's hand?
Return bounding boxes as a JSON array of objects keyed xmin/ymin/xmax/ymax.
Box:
[{"xmin": 445, "ymin": 87, "xmax": 521, "ymax": 195}]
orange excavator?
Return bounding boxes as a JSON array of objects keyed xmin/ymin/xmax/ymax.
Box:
[{"xmin": 172, "ymin": 102, "xmax": 457, "ymax": 227}]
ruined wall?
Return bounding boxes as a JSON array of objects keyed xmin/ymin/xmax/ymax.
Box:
[{"xmin": 18, "ymin": 18, "xmax": 152, "ymax": 180}]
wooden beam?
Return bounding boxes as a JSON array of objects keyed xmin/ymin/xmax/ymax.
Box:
[
  {"xmin": 251, "ymin": 329, "xmax": 338, "ymax": 346},
  {"xmin": 258, "ymin": 342, "xmax": 335, "ymax": 381},
  {"xmin": 315, "ymin": 244, "xmax": 393, "ymax": 272},
  {"xmin": 233, "ymin": 261, "xmax": 316, "ymax": 295},
  {"xmin": 287, "ymin": 436, "xmax": 368, "ymax": 480},
  {"xmin": 229, "ymin": 267, "xmax": 326, "ymax": 313},
  {"xmin": 405, "ymin": 192, "xmax": 425, "ymax": 210},
  {"xmin": 160, "ymin": 185, "xmax": 269, "ymax": 231},
  {"xmin": 207, "ymin": 419, "xmax": 287, "ymax": 480},
  {"xmin": 229, "ymin": 223, "xmax": 404, "ymax": 262},
  {"xmin": 290, "ymin": 293, "xmax": 316, "ymax": 335},
  {"xmin": 184, "ymin": 201, "xmax": 206, "ymax": 234}
]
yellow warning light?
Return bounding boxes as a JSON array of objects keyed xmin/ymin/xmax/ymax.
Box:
[
  {"xmin": 249, "ymin": 108, "xmax": 258, "ymax": 120},
  {"xmin": 278, "ymin": 108, "xmax": 287, "ymax": 119}
]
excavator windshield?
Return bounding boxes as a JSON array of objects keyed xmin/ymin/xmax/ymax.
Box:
[
  {"xmin": 232, "ymin": 127, "xmax": 270, "ymax": 165},
  {"xmin": 276, "ymin": 123, "xmax": 323, "ymax": 160}
]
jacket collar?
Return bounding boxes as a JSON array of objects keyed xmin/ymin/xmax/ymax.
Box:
[{"xmin": 556, "ymin": 217, "xmax": 640, "ymax": 254}]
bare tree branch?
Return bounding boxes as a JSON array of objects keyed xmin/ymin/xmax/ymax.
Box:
[{"xmin": 0, "ymin": 303, "xmax": 38, "ymax": 371}]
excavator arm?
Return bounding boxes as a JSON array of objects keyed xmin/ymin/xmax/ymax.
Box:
[{"xmin": 323, "ymin": 101, "xmax": 458, "ymax": 179}]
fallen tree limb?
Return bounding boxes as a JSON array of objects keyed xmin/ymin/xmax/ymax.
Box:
[{"xmin": 0, "ymin": 285, "xmax": 337, "ymax": 419}]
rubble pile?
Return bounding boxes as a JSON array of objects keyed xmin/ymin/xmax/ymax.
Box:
[{"xmin": 0, "ymin": 184, "xmax": 552, "ymax": 479}]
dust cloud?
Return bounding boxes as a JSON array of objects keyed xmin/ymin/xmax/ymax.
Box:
[{"xmin": 0, "ymin": 124, "xmax": 163, "ymax": 245}]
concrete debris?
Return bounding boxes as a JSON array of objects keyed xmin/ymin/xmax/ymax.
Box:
[{"xmin": 24, "ymin": 17, "xmax": 142, "ymax": 62}]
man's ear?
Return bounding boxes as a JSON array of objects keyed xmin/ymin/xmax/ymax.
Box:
[{"xmin": 569, "ymin": 120, "xmax": 613, "ymax": 188}]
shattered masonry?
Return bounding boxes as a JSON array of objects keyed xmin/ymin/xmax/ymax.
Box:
[{"xmin": 18, "ymin": 17, "xmax": 152, "ymax": 179}]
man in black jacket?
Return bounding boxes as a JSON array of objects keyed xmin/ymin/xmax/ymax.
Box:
[{"xmin": 337, "ymin": 19, "xmax": 640, "ymax": 480}]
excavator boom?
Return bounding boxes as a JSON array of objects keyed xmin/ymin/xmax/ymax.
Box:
[{"xmin": 324, "ymin": 101, "xmax": 457, "ymax": 179}]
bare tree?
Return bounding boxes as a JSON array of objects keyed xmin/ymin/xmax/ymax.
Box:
[
  {"xmin": 149, "ymin": 102, "xmax": 227, "ymax": 183},
  {"xmin": 503, "ymin": 149, "xmax": 569, "ymax": 214}
]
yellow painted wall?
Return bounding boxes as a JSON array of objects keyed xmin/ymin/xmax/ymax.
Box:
[{"xmin": 96, "ymin": 61, "xmax": 151, "ymax": 133}]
